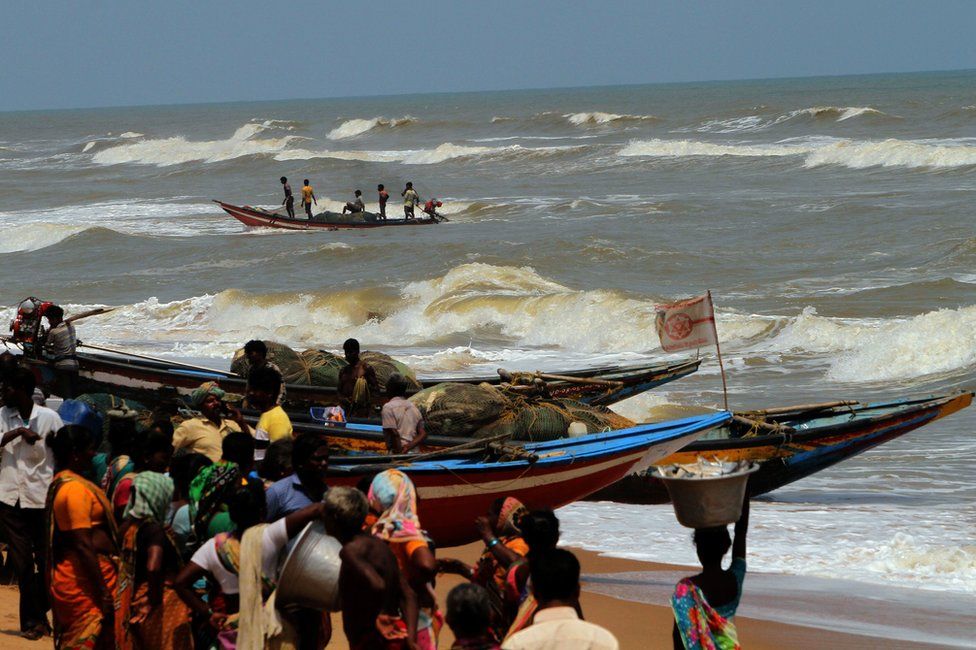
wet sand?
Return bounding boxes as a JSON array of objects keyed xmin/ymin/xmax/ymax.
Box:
[{"xmin": 0, "ymin": 544, "xmax": 956, "ymax": 649}]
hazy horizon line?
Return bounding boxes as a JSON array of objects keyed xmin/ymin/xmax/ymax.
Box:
[{"xmin": 5, "ymin": 66, "xmax": 974, "ymax": 116}]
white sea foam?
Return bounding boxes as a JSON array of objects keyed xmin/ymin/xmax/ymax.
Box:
[
  {"xmin": 695, "ymin": 106, "xmax": 890, "ymax": 133},
  {"xmin": 277, "ymin": 142, "xmax": 574, "ymax": 165},
  {"xmin": 327, "ymin": 116, "xmax": 416, "ymax": 139},
  {"xmin": 564, "ymin": 111, "xmax": 658, "ymax": 126},
  {"xmin": 0, "ymin": 199, "xmax": 227, "ymax": 244},
  {"xmin": 619, "ymin": 138, "xmax": 809, "ymax": 158},
  {"xmin": 803, "ymin": 138, "xmax": 976, "ymax": 169},
  {"xmin": 559, "ymin": 501, "xmax": 976, "ymax": 594},
  {"xmin": 92, "ymin": 123, "xmax": 296, "ymax": 166},
  {"xmin": 620, "ymin": 136, "xmax": 976, "ymax": 170},
  {"xmin": 0, "ymin": 223, "xmax": 89, "ymax": 253}
]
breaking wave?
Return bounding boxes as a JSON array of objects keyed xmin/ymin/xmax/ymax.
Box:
[
  {"xmin": 803, "ymin": 138, "xmax": 976, "ymax": 169},
  {"xmin": 277, "ymin": 142, "xmax": 578, "ymax": 165},
  {"xmin": 620, "ymin": 136, "xmax": 976, "ymax": 169},
  {"xmin": 36, "ymin": 264, "xmax": 973, "ymax": 383},
  {"xmin": 564, "ymin": 111, "xmax": 658, "ymax": 126},
  {"xmin": 0, "ymin": 223, "xmax": 89, "ymax": 253},
  {"xmin": 619, "ymin": 139, "xmax": 808, "ymax": 158},
  {"xmin": 92, "ymin": 122, "xmax": 297, "ymax": 166},
  {"xmin": 327, "ymin": 116, "xmax": 417, "ymax": 139},
  {"xmin": 695, "ymin": 106, "xmax": 891, "ymax": 133},
  {"xmin": 764, "ymin": 305, "xmax": 976, "ymax": 382}
]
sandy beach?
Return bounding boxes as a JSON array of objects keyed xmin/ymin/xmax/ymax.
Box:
[{"xmin": 0, "ymin": 542, "xmax": 957, "ymax": 649}]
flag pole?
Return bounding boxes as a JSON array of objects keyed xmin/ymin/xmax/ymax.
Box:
[{"xmin": 708, "ymin": 290, "xmax": 730, "ymax": 412}]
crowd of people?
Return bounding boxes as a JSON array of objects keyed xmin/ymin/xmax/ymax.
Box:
[
  {"xmin": 0, "ymin": 334, "xmax": 751, "ymax": 649},
  {"xmin": 279, "ymin": 178, "xmax": 444, "ymax": 222}
]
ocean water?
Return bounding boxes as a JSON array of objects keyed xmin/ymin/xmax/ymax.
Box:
[{"xmin": 1, "ymin": 71, "xmax": 974, "ymax": 595}]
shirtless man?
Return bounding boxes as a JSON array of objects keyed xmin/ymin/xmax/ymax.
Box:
[
  {"xmin": 401, "ymin": 182, "xmax": 420, "ymax": 220},
  {"xmin": 337, "ymin": 339, "xmax": 379, "ymax": 418},
  {"xmin": 280, "ymin": 176, "xmax": 295, "ymax": 218},
  {"xmin": 323, "ymin": 487, "xmax": 419, "ymax": 648},
  {"xmin": 377, "ymin": 184, "xmax": 389, "ymax": 220},
  {"xmin": 342, "ymin": 190, "xmax": 365, "ymax": 214}
]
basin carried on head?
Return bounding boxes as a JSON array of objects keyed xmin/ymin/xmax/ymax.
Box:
[
  {"xmin": 275, "ymin": 521, "xmax": 342, "ymax": 611},
  {"xmin": 654, "ymin": 461, "xmax": 759, "ymax": 529}
]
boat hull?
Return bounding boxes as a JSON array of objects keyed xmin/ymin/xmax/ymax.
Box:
[
  {"xmin": 24, "ymin": 352, "xmax": 698, "ymax": 412},
  {"xmin": 329, "ymin": 412, "xmax": 730, "ymax": 546},
  {"xmin": 588, "ymin": 392, "xmax": 973, "ymax": 504},
  {"xmin": 216, "ymin": 201, "xmax": 438, "ymax": 230}
]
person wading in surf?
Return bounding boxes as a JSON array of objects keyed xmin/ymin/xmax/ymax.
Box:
[
  {"xmin": 280, "ymin": 176, "xmax": 295, "ymax": 218},
  {"xmin": 337, "ymin": 338, "xmax": 379, "ymax": 419}
]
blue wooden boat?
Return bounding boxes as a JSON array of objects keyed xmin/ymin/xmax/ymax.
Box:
[
  {"xmin": 325, "ymin": 411, "xmax": 732, "ymax": 546},
  {"xmin": 588, "ymin": 392, "xmax": 973, "ymax": 504}
]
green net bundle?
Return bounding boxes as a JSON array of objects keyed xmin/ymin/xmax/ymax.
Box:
[
  {"xmin": 230, "ymin": 342, "xmax": 421, "ymax": 389},
  {"xmin": 361, "ymin": 351, "xmax": 422, "ymax": 390},
  {"xmin": 410, "ymin": 382, "xmax": 636, "ymax": 441},
  {"xmin": 409, "ymin": 382, "xmax": 512, "ymax": 437}
]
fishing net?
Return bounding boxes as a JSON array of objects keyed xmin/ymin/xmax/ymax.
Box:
[
  {"xmin": 411, "ymin": 382, "xmax": 636, "ymax": 441},
  {"xmin": 361, "ymin": 351, "xmax": 422, "ymax": 390},
  {"xmin": 300, "ymin": 349, "xmax": 347, "ymax": 387},
  {"xmin": 409, "ymin": 382, "xmax": 512, "ymax": 437},
  {"xmin": 310, "ymin": 211, "xmax": 380, "ymax": 224},
  {"xmin": 230, "ymin": 341, "xmax": 312, "ymax": 385}
]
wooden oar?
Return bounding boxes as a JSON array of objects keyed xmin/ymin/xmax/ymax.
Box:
[
  {"xmin": 66, "ymin": 307, "xmax": 116, "ymax": 324},
  {"xmin": 497, "ymin": 368, "xmax": 624, "ymax": 388},
  {"xmin": 331, "ymin": 431, "xmax": 518, "ymax": 471},
  {"xmin": 77, "ymin": 342, "xmax": 234, "ymax": 377},
  {"xmin": 743, "ymin": 400, "xmax": 858, "ymax": 417}
]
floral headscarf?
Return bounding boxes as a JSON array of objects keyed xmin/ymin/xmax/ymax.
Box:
[
  {"xmin": 496, "ymin": 497, "xmax": 528, "ymax": 538},
  {"xmin": 123, "ymin": 471, "xmax": 174, "ymax": 522},
  {"xmin": 368, "ymin": 469, "xmax": 425, "ymax": 543}
]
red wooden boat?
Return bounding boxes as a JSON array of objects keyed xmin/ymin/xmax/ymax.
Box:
[
  {"xmin": 328, "ymin": 411, "xmax": 732, "ymax": 546},
  {"xmin": 215, "ymin": 200, "xmax": 439, "ymax": 230}
]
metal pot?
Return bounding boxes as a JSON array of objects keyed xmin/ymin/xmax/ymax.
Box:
[
  {"xmin": 655, "ymin": 461, "xmax": 759, "ymax": 528},
  {"xmin": 275, "ymin": 521, "xmax": 342, "ymax": 611}
]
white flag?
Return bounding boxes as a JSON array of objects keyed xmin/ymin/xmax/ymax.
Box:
[{"xmin": 655, "ymin": 293, "xmax": 717, "ymax": 352}]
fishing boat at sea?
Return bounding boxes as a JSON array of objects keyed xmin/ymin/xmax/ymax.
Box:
[
  {"xmin": 21, "ymin": 346, "xmax": 700, "ymax": 411},
  {"xmin": 215, "ymin": 200, "xmax": 439, "ymax": 230},
  {"xmin": 587, "ymin": 391, "xmax": 974, "ymax": 504},
  {"xmin": 326, "ymin": 411, "xmax": 732, "ymax": 546}
]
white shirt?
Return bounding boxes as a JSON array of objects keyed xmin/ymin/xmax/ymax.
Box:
[
  {"xmin": 502, "ymin": 606, "xmax": 619, "ymax": 650},
  {"xmin": 0, "ymin": 404, "xmax": 63, "ymax": 509},
  {"xmin": 189, "ymin": 518, "xmax": 289, "ymax": 595}
]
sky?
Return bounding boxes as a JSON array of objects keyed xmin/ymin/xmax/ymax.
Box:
[{"xmin": 4, "ymin": 1, "xmax": 976, "ymax": 111}]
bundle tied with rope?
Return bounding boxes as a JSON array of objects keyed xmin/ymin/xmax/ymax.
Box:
[
  {"xmin": 230, "ymin": 341, "xmax": 421, "ymax": 390},
  {"xmin": 409, "ymin": 382, "xmax": 635, "ymax": 442}
]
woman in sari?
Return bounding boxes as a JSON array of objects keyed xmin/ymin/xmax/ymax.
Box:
[
  {"xmin": 501, "ymin": 510, "xmax": 561, "ymax": 641},
  {"xmin": 173, "ymin": 481, "xmax": 325, "ymax": 649},
  {"xmin": 439, "ymin": 497, "xmax": 529, "ymax": 637},
  {"xmin": 119, "ymin": 471, "xmax": 193, "ymax": 649},
  {"xmin": 671, "ymin": 499, "xmax": 749, "ymax": 650},
  {"xmin": 368, "ymin": 469, "xmax": 439, "ymax": 649},
  {"xmin": 46, "ymin": 424, "xmax": 130, "ymax": 650},
  {"xmin": 188, "ymin": 431, "xmax": 254, "ymax": 543},
  {"xmin": 110, "ymin": 427, "xmax": 175, "ymax": 521}
]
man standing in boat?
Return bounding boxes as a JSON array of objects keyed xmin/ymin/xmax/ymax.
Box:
[
  {"xmin": 301, "ymin": 178, "xmax": 317, "ymax": 219},
  {"xmin": 337, "ymin": 338, "xmax": 379, "ymax": 419},
  {"xmin": 242, "ymin": 339, "xmax": 285, "ymax": 405},
  {"xmin": 377, "ymin": 184, "xmax": 389, "ymax": 220},
  {"xmin": 401, "ymin": 182, "xmax": 420, "ymax": 219},
  {"xmin": 280, "ymin": 176, "xmax": 295, "ymax": 218}
]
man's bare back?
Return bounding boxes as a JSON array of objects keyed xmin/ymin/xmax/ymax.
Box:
[{"xmin": 339, "ymin": 534, "xmax": 411, "ymax": 648}]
